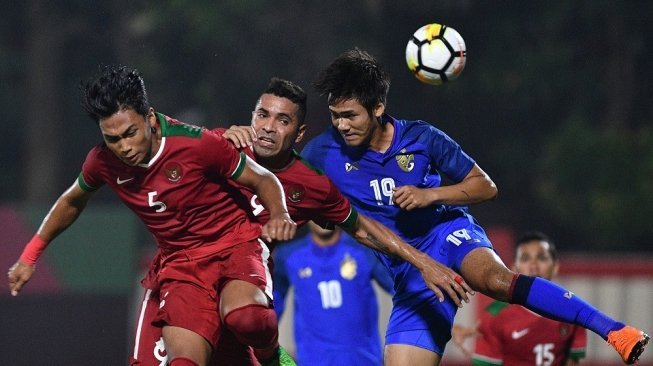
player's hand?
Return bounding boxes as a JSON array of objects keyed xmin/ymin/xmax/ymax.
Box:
[
  {"xmin": 223, "ymin": 125, "xmax": 257, "ymax": 148},
  {"xmin": 416, "ymin": 254, "xmax": 475, "ymax": 307},
  {"xmin": 452, "ymin": 323, "xmax": 478, "ymax": 357},
  {"xmin": 8, "ymin": 260, "xmax": 36, "ymax": 296},
  {"xmin": 392, "ymin": 185, "xmax": 434, "ymax": 210},
  {"xmin": 261, "ymin": 212, "xmax": 297, "ymax": 242}
]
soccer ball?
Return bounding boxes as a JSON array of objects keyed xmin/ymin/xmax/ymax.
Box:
[{"xmin": 405, "ymin": 23, "xmax": 467, "ymax": 85}]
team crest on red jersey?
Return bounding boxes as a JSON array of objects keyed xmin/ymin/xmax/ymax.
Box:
[
  {"xmin": 559, "ymin": 324, "xmax": 570, "ymax": 336},
  {"xmin": 164, "ymin": 163, "xmax": 182, "ymax": 182},
  {"xmin": 286, "ymin": 184, "xmax": 306, "ymax": 203}
]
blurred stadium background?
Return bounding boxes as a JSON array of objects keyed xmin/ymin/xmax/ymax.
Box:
[{"xmin": 1, "ymin": 1, "xmax": 651, "ymax": 364}]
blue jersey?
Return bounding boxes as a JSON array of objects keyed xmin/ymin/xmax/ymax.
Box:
[
  {"xmin": 273, "ymin": 231, "xmax": 393, "ymax": 365},
  {"xmin": 302, "ymin": 115, "xmax": 494, "ymax": 354}
]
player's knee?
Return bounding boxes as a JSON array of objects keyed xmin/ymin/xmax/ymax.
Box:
[
  {"xmin": 223, "ymin": 304, "xmax": 278, "ymax": 348},
  {"xmin": 466, "ymin": 266, "xmax": 515, "ymax": 301}
]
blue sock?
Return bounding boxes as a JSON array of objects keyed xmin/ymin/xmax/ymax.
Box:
[{"xmin": 510, "ymin": 275, "xmax": 624, "ymax": 340}]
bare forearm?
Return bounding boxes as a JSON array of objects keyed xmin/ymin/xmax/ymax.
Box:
[
  {"xmin": 38, "ymin": 191, "xmax": 88, "ymax": 242},
  {"xmin": 345, "ymin": 215, "xmax": 430, "ymax": 267},
  {"xmin": 428, "ymin": 166, "xmax": 497, "ymax": 206}
]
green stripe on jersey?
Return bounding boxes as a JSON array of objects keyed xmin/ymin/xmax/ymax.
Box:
[
  {"xmin": 293, "ymin": 150, "xmax": 325, "ymax": 175},
  {"xmin": 77, "ymin": 172, "xmax": 98, "ymax": 192},
  {"xmin": 156, "ymin": 112, "xmax": 203, "ymax": 138},
  {"xmin": 485, "ymin": 300, "xmax": 509, "ymax": 316},
  {"xmin": 231, "ymin": 151, "xmax": 247, "ymax": 179},
  {"xmin": 339, "ymin": 207, "xmax": 359, "ymax": 228},
  {"xmin": 472, "ymin": 357, "xmax": 502, "ymax": 366}
]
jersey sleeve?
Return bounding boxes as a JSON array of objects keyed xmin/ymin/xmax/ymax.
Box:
[
  {"xmin": 568, "ymin": 327, "xmax": 588, "ymax": 360},
  {"xmin": 473, "ymin": 313, "xmax": 504, "ymax": 366},
  {"xmin": 300, "ymin": 130, "xmax": 330, "ymax": 171},
  {"xmin": 421, "ymin": 124, "xmax": 476, "ymax": 183},
  {"xmin": 78, "ymin": 147, "xmax": 106, "ymax": 192},
  {"xmin": 197, "ymin": 129, "xmax": 246, "ymax": 179}
]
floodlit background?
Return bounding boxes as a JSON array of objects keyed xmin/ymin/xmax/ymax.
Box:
[{"xmin": 1, "ymin": 1, "xmax": 651, "ymax": 365}]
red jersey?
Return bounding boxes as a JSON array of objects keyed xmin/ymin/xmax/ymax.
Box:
[
  {"xmin": 79, "ymin": 113, "xmax": 261, "ymax": 254},
  {"xmin": 239, "ymin": 149, "xmax": 355, "ymax": 229},
  {"xmin": 473, "ymin": 301, "xmax": 587, "ymax": 366}
]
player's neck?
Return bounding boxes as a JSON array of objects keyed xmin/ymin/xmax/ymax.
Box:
[
  {"xmin": 257, "ymin": 150, "xmax": 294, "ymax": 171},
  {"xmin": 312, "ymin": 232, "xmax": 340, "ymax": 247},
  {"xmin": 368, "ymin": 118, "xmax": 394, "ymax": 153}
]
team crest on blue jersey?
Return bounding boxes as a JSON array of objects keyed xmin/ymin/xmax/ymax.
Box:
[
  {"xmin": 286, "ymin": 184, "xmax": 306, "ymax": 203},
  {"xmin": 395, "ymin": 149, "xmax": 415, "ymax": 172},
  {"xmin": 299, "ymin": 267, "xmax": 312, "ymax": 278},
  {"xmin": 164, "ymin": 162, "xmax": 182, "ymax": 182},
  {"xmin": 340, "ymin": 253, "xmax": 357, "ymax": 280}
]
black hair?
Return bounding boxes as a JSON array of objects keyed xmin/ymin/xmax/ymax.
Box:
[
  {"xmin": 515, "ymin": 231, "xmax": 558, "ymax": 261},
  {"xmin": 263, "ymin": 77, "xmax": 307, "ymax": 125},
  {"xmin": 80, "ymin": 66, "xmax": 150, "ymax": 123},
  {"xmin": 313, "ymin": 47, "xmax": 390, "ymax": 114}
]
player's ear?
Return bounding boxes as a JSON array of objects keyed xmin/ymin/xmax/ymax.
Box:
[
  {"xmin": 373, "ymin": 102, "xmax": 385, "ymax": 118},
  {"xmin": 295, "ymin": 123, "xmax": 307, "ymax": 144},
  {"xmin": 147, "ymin": 108, "xmax": 157, "ymax": 129}
]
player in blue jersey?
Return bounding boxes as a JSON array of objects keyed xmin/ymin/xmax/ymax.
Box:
[
  {"xmin": 274, "ymin": 222, "xmax": 393, "ymax": 365},
  {"xmin": 300, "ymin": 48, "xmax": 649, "ymax": 365}
]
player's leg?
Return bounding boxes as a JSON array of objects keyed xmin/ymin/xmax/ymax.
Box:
[
  {"xmin": 460, "ymin": 246, "xmax": 649, "ymax": 364},
  {"xmin": 384, "ymin": 344, "xmax": 441, "ymax": 366},
  {"xmin": 130, "ymin": 287, "xmax": 169, "ymax": 365},
  {"xmin": 219, "ymin": 279, "xmax": 278, "ymax": 359},
  {"xmin": 151, "ymin": 279, "xmax": 221, "ymax": 366},
  {"xmin": 217, "ymin": 239, "xmax": 295, "ymax": 366},
  {"xmin": 162, "ymin": 325, "xmax": 211, "ymax": 365},
  {"xmin": 208, "ymin": 328, "xmax": 257, "ymax": 366}
]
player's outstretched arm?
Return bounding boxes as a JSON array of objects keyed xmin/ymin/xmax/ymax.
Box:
[
  {"xmin": 342, "ymin": 213, "xmax": 474, "ymax": 307},
  {"xmin": 8, "ymin": 181, "xmax": 94, "ymax": 296},
  {"xmin": 234, "ymin": 155, "xmax": 297, "ymax": 242},
  {"xmin": 451, "ymin": 323, "xmax": 478, "ymax": 357},
  {"xmin": 393, "ymin": 164, "xmax": 497, "ymax": 210}
]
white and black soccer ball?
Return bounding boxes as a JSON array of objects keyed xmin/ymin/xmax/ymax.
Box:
[{"xmin": 406, "ymin": 23, "xmax": 467, "ymax": 85}]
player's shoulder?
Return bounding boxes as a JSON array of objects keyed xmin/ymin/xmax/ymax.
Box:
[
  {"xmin": 85, "ymin": 142, "xmax": 119, "ymax": 165},
  {"xmin": 391, "ymin": 115, "xmax": 443, "ymax": 139},
  {"xmin": 302, "ymin": 127, "xmax": 342, "ymax": 155},
  {"xmin": 290, "ymin": 151, "xmax": 327, "ymax": 176},
  {"xmin": 157, "ymin": 112, "xmax": 204, "ymax": 139}
]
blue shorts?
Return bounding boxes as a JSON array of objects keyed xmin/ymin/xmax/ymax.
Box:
[{"xmin": 385, "ymin": 215, "xmax": 493, "ymax": 354}]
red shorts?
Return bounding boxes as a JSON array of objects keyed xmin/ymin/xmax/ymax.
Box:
[{"xmin": 130, "ymin": 239, "xmax": 272, "ymax": 365}]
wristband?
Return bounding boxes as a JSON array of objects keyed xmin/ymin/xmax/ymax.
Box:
[{"xmin": 19, "ymin": 234, "xmax": 49, "ymax": 265}]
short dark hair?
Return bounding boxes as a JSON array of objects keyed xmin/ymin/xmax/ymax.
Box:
[
  {"xmin": 515, "ymin": 231, "xmax": 558, "ymax": 261},
  {"xmin": 263, "ymin": 77, "xmax": 307, "ymax": 124},
  {"xmin": 80, "ymin": 66, "xmax": 150, "ymax": 123},
  {"xmin": 313, "ymin": 47, "xmax": 390, "ymax": 114}
]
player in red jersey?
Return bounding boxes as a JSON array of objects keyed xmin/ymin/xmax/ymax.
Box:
[
  {"xmin": 452, "ymin": 231, "xmax": 587, "ymax": 366},
  {"xmin": 7, "ymin": 67, "xmax": 297, "ymax": 366},
  {"xmin": 130, "ymin": 77, "xmax": 475, "ymax": 365}
]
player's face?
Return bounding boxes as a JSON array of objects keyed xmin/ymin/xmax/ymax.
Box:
[
  {"xmin": 251, "ymin": 94, "xmax": 306, "ymax": 167},
  {"xmin": 99, "ymin": 107, "xmax": 157, "ymax": 166},
  {"xmin": 513, "ymin": 240, "xmax": 559, "ymax": 280},
  {"xmin": 328, "ymin": 98, "xmax": 384, "ymax": 147}
]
